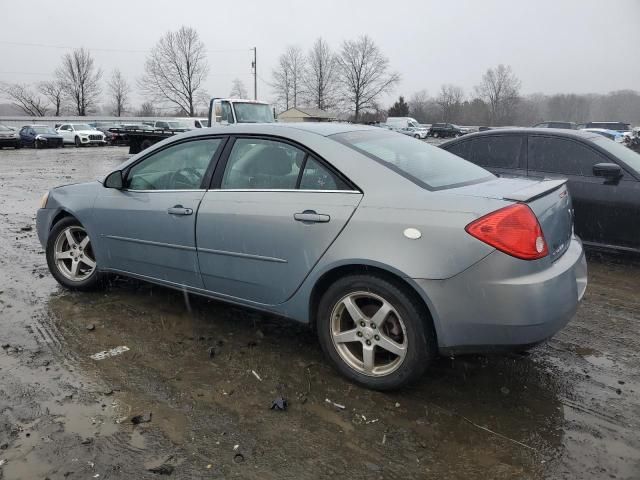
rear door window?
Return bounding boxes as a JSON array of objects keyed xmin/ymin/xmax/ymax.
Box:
[
  {"xmin": 528, "ymin": 136, "xmax": 606, "ymax": 176},
  {"xmin": 468, "ymin": 136, "xmax": 524, "ymax": 169},
  {"xmin": 444, "ymin": 140, "xmax": 470, "ymax": 160}
]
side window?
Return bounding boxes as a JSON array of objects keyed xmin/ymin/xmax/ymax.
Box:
[
  {"xmin": 470, "ymin": 136, "xmax": 523, "ymax": 169},
  {"xmin": 528, "ymin": 136, "xmax": 605, "ymax": 176},
  {"xmin": 445, "ymin": 140, "xmax": 470, "ymax": 160},
  {"xmin": 126, "ymin": 138, "xmax": 221, "ymax": 190},
  {"xmin": 156, "ymin": 122, "xmax": 168, "ymax": 129},
  {"xmin": 300, "ymin": 157, "xmax": 349, "ymax": 191},
  {"xmin": 221, "ymin": 138, "xmax": 303, "ymax": 189}
]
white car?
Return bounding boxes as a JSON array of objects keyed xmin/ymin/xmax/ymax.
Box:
[{"xmin": 56, "ymin": 123, "xmax": 106, "ymax": 147}]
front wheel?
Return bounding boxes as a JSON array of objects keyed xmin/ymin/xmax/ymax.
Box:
[
  {"xmin": 74, "ymin": 136, "xmax": 81, "ymax": 147},
  {"xmin": 317, "ymin": 274, "xmax": 436, "ymax": 390},
  {"xmin": 433, "ymin": 132, "xmax": 439, "ymax": 138},
  {"xmin": 46, "ymin": 217, "xmax": 100, "ymax": 290}
]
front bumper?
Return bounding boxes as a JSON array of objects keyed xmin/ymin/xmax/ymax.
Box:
[
  {"xmin": 415, "ymin": 236, "xmax": 587, "ymax": 353},
  {"xmin": 0, "ymin": 137, "xmax": 20, "ymax": 145}
]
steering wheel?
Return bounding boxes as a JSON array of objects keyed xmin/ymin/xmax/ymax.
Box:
[{"xmin": 170, "ymin": 167, "xmax": 202, "ymax": 189}]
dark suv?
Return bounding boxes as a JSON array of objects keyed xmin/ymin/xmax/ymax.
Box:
[
  {"xmin": 428, "ymin": 123, "xmax": 469, "ymax": 138},
  {"xmin": 441, "ymin": 128, "xmax": 640, "ymax": 253}
]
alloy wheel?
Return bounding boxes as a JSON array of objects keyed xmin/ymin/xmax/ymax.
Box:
[
  {"xmin": 53, "ymin": 226, "xmax": 96, "ymax": 282},
  {"xmin": 330, "ymin": 291, "xmax": 407, "ymax": 377}
]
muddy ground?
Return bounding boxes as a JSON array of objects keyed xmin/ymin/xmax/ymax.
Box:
[{"xmin": 0, "ymin": 145, "xmax": 638, "ymax": 479}]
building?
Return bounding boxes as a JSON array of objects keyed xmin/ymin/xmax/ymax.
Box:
[{"xmin": 277, "ymin": 107, "xmax": 337, "ymax": 123}]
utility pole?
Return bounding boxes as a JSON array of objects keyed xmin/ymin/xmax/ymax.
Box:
[{"xmin": 251, "ymin": 47, "xmax": 257, "ymax": 100}]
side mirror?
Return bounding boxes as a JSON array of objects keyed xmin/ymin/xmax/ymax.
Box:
[
  {"xmin": 593, "ymin": 163, "xmax": 622, "ymax": 182},
  {"xmin": 104, "ymin": 170, "xmax": 124, "ymax": 189}
]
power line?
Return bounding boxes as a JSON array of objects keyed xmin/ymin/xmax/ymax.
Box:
[{"xmin": 0, "ymin": 40, "xmax": 252, "ymax": 55}]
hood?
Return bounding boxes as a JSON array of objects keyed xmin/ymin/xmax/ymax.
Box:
[{"xmin": 74, "ymin": 130, "xmax": 103, "ymax": 136}]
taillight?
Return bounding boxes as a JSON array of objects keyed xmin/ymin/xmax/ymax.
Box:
[{"xmin": 465, "ymin": 204, "xmax": 548, "ymax": 260}]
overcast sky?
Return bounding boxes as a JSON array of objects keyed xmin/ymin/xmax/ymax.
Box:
[{"xmin": 1, "ymin": 0, "xmax": 639, "ymax": 109}]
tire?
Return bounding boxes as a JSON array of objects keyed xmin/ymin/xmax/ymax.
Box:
[
  {"xmin": 317, "ymin": 274, "xmax": 436, "ymax": 390},
  {"xmin": 74, "ymin": 136, "xmax": 81, "ymax": 147},
  {"xmin": 140, "ymin": 139, "xmax": 154, "ymax": 151},
  {"xmin": 414, "ymin": 134, "xmax": 420, "ymax": 139},
  {"xmin": 433, "ymin": 132, "xmax": 439, "ymax": 138},
  {"xmin": 46, "ymin": 217, "xmax": 100, "ymax": 291}
]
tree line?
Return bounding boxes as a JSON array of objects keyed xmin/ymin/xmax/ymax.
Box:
[
  {"xmin": 0, "ymin": 26, "xmax": 211, "ymax": 118},
  {"xmin": 2, "ymin": 27, "xmax": 639, "ymax": 126},
  {"xmin": 385, "ymin": 64, "xmax": 640, "ymax": 126},
  {"xmin": 271, "ymin": 36, "xmax": 399, "ymax": 122}
]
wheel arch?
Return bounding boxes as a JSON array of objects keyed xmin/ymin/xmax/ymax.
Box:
[
  {"xmin": 308, "ymin": 263, "xmax": 440, "ymax": 343},
  {"xmin": 50, "ymin": 209, "xmax": 77, "ymax": 230}
]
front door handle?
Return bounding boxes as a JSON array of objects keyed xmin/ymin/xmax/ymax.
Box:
[
  {"xmin": 167, "ymin": 205, "xmax": 193, "ymax": 216},
  {"xmin": 294, "ymin": 211, "xmax": 330, "ymax": 223}
]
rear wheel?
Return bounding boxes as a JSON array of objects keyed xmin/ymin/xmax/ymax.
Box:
[
  {"xmin": 317, "ymin": 274, "xmax": 436, "ymax": 390},
  {"xmin": 46, "ymin": 217, "xmax": 100, "ymax": 291}
]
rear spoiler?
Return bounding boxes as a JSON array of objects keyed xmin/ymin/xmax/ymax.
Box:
[{"xmin": 503, "ymin": 179, "xmax": 567, "ymax": 202}]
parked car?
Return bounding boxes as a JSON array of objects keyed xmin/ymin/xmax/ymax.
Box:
[
  {"xmin": 174, "ymin": 118, "xmax": 209, "ymax": 128},
  {"xmin": 152, "ymin": 120, "xmax": 192, "ymax": 131},
  {"xmin": 36, "ymin": 124, "xmax": 587, "ymax": 390},
  {"xmin": 578, "ymin": 122, "xmax": 631, "ymax": 133},
  {"xmin": 399, "ymin": 126, "xmax": 428, "ymax": 139},
  {"xmin": 581, "ymin": 128, "xmax": 625, "ymax": 143},
  {"xmin": 428, "ymin": 123, "xmax": 470, "ymax": 138},
  {"xmin": 532, "ymin": 121, "xmax": 577, "ymax": 129},
  {"xmin": 441, "ymin": 128, "xmax": 640, "ymax": 253},
  {"xmin": 19, "ymin": 125, "xmax": 64, "ymax": 148},
  {"xmin": 56, "ymin": 124, "xmax": 106, "ymax": 147},
  {"xmin": 0, "ymin": 124, "xmax": 21, "ymax": 149}
]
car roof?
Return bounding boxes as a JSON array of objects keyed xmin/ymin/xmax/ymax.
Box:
[
  {"xmin": 441, "ymin": 127, "xmax": 602, "ymax": 144},
  {"xmin": 182, "ymin": 122, "xmax": 380, "ymax": 138}
]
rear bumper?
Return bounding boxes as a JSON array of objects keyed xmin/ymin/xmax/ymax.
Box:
[{"xmin": 415, "ymin": 236, "xmax": 587, "ymax": 353}]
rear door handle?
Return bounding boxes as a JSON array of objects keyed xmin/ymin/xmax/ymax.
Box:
[
  {"xmin": 294, "ymin": 211, "xmax": 330, "ymax": 223},
  {"xmin": 167, "ymin": 205, "xmax": 193, "ymax": 216}
]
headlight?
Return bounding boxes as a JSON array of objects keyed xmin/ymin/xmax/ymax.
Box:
[
  {"xmin": 39, "ymin": 191, "xmax": 49, "ymax": 209},
  {"xmin": 36, "ymin": 135, "xmax": 44, "ymax": 140}
]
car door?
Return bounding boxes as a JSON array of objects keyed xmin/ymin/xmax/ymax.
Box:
[
  {"xmin": 526, "ymin": 135, "xmax": 630, "ymax": 247},
  {"xmin": 466, "ymin": 134, "xmax": 527, "ymax": 177},
  {"xmin": 92, "ymin": 137, "xmax": 226, "ymax": 287},
  {"xmin": 196, "ymin": 137, "xmax": 362, "ymax": 305},
  {"xmin": 59, "ymin": 124, "xmax": 73, "ymax": 143}
]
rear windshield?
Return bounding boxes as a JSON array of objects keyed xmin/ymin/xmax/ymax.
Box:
[
  {"xmin": 333, "ymin": 130, "xmax": 493, "ymax": 190},
  {"xmin": 592, "ymin": 136, "xmax": 640, "ymax": 174}
]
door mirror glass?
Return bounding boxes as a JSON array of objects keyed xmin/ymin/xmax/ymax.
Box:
[
  {"xmin": 104, "ymin": 170, "xmax": 124, "ymax": 189},
  {"xmin": 593, "ymin": 163, "xmax": 622, "ymax": 180}
]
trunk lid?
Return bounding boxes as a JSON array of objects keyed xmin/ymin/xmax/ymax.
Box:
[{"xmin": 449, "ymin": 177, "xmax": 574, "ymax": 262}]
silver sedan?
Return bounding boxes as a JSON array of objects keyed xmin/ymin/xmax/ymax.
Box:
[{"xmin": 36, "ymin": 123, "xmax": 587, "ymax": 390}]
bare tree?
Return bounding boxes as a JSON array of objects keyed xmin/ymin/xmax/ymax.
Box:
[
  {"xmin": 303, "ymin": 38, "xmax": 339, "ymax": 111},
  {"xmin": 55, "ymin": 48, "xmax": 102, "ymax": 116},
  {"xmin": 139, "ymin": 26, "xmax": 209, "ymax": 116},
  {"xmin": 138, "ymin": 102, "xmax": 156, "ymax": 117},
  {"xmin": 1, "ymin": 83, "xmax": 48, "ymax": 116},
  {"xmin": 229, "ymin": 78, "xmax": 248, "ymax": 98},
  {"xmin": 107, "ymin": 69, "xmax": 130, "ymax": 116},
  {"xmin": 475, "ymin": 64, "xmax": 521, "ymax": 125},
  {"xmin": 271, "ymin": 46, "xmax": 306, "ymax": 111},
  {"xmin": 337, "ymin": 35, "xmax": 400, "ymax": 122},
  {"xmin": 39, "ymin": 80, "xmax": 65, "ymax": 116},
  {"xmin": 436, "ymin": 84, "xmax": 464, "ymax": 122}
]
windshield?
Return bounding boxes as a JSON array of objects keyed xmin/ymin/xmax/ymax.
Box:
[
  {"xmin": 334, "ymin": 130, "xmax": 493, "ymax": 190},
  {"xmin": 233, "ymin": 103, "xmax": 274, "ymax": 123},
  {"xmin": 33, "ymin": 126, "xmax": 57, "ymax": 134},
  {"xmin": 73, "ymin": 124, "xmax": 92, "ymax": 131},
  {"xmin": 593, "ymin": 136, "xmax": 640, "ymax": 174}
]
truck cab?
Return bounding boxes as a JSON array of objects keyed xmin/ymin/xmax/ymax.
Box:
[{"xmin": 208, "ymin": 98, "xmax": 274, "ymax": 125}]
